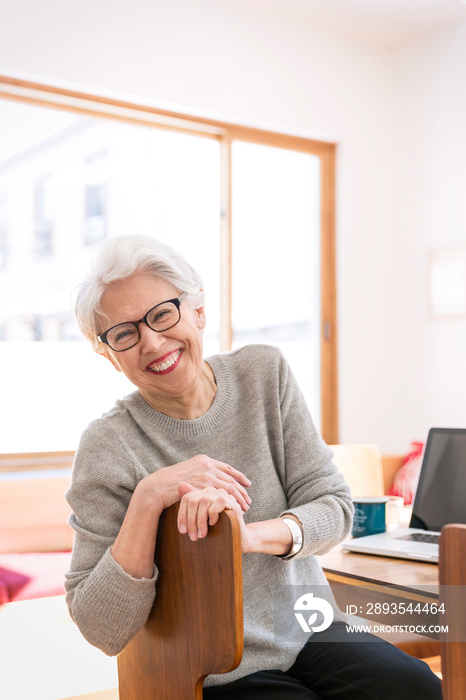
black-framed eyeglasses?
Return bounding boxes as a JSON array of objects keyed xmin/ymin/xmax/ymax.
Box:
[{"xmin": 98, "ymin": 292, "xmax": 188, "ymax": 352}]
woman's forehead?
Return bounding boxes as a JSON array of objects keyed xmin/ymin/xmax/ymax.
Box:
[{"xmin": 100, "ymin": 273, "xmax": 179, "ymax": 320}]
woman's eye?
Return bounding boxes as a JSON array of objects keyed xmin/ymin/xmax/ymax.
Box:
[
  {"xmin": 115, "ymin": 328, "xmax": 136, "ymax": 342},
  {"xmin": 154, "ymin": 309, "xmax": 171, "ymax": 322},
  {"xmin": 149, "ymin": 306, "xmax": 175, "ymax": 326}
]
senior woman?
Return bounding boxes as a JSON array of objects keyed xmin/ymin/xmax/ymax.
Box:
[{"xmin": 66, "ymin": 235, "xmax": 441, "ymax": 699}]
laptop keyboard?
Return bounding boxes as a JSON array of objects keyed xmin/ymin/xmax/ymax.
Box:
[{"xmin": 397, "ymin": 532, "xmax": 440, "ymax": 544}]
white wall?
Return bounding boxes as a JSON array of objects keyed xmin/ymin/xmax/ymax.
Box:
[
  {"xmin": 387, "ymin": 23, "xmax": 466, "ymax": 445},
  {"xmin": 0, "ymin": 0, "xmax": 464, "ymax": 453}
]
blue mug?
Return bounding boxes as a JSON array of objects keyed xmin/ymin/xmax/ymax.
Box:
[{"xmin": 351, "ymin": 497, "xmax": 389, "ymax": 538}]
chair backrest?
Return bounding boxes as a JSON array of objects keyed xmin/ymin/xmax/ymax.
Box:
[
  {"xmin": 329, "ymin": 444, "xmax": 385, "ymax": 497},
  {"xmin": 117, "ymin": 503, "xmax": 243, "ymax": 700},
  {"xmin": 439, "ymin": 523, "xmax": 466, "ymax": 700}
]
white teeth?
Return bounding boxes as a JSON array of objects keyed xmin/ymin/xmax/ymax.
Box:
[{"xmin": 151, "ymin": 350, "xmax": 181, "ymax": 373}]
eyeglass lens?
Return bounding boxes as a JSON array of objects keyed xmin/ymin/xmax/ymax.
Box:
[{"xmin": 106, "ymin": 301, "xmax": 180, "ymax": 350}]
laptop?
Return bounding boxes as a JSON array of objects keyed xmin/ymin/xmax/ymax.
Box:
[{"xmin": 342, "ymin": 427, "xmax": 466, "ymax": 563}]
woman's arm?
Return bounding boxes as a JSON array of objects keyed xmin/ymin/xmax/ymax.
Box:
[
  {"xmin": 176, "ymin": 481, "xmax": 294, "ymax": 556},
  {"xmin": 275, "ymin": 351, "xmax": 353, "ymax": 557},
  {"xmin": 174, "ymin": 349, "xmax": 352, "ymax": 561},
  {"xmin": 65, "ymin": 426, "xmax": 251, "ymax": 655},
  {"xmin": 111, "ymin": 454, "xmax": 252, "ymax": 578}
]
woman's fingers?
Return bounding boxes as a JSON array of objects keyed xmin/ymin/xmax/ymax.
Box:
[
  {"xmin": 177, "ymin": 485, "xmax": 237, "ymax": 541},
  {"xmin": 215, "ymin": 460, "xmax": 252, "ymax": 487},
  {"xmin": 212, "ymin": 475, "xmax": 251, "ymax": 511},
  {"xmin": 177, "ymin": 482, "xmax": 194, "ymax": 534},
  {"xmin": 194, "ymin": 477, "xmax": 249, "ymax": 512},
  {"xmin": 176, "ymin": 455, "xmax": 252, "ymax": 511},
  {"xmin": 148, "ymin": 455, "xmax": 251, "ymax": 512},
  {"xmin": 193, "ymin": 457, "xmax": 252, "ymax": 510},
  {"xmin": 177, "ymin": 481, "xmax": 195, "ymax": 498},
  {"xmin": 211, "ymin": 461, "xmax": 252, "ymax": 508}
]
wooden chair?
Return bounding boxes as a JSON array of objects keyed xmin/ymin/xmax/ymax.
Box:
[
  {"xmin": 439, "ymin": 523, "xmax": 466, "ymax": 700},
  {"xmin": 117, "ymin": 503, "xmax": 243, "ymax": 700}
]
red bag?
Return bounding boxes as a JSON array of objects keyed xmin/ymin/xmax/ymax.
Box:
[{"xmin": 388, "ymin": 441, "xmax": 424, "ymax": 505}]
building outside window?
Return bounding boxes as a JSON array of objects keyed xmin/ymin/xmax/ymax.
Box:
[
  {"xmin": 34, "ymin": 176, "xmax": 54, "ymax": 256},
  {"xmin": 0, "ymin": 194, "xmax": 8, "ymax": 270},
  {"xmin": 84, "ymin": 152, "xmax": 107, "ymax": 245}
]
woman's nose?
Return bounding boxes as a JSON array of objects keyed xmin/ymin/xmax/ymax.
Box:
[{"xmin": 138, "ymin": 322, "xmax": 166, "ymax": 353}]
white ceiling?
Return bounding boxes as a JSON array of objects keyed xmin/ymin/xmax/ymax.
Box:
[{"xmin": 240, "ymin": 0, "xmax": 466, "ymax": 48}]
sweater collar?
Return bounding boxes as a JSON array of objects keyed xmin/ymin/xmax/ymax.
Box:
[{"xmin": 128, "ymin": 354, "xmax": 232, "ymax": 436}]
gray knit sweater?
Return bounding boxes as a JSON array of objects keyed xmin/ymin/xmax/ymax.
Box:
[{"xmin": 65, "ymin": 344, "xmax": 353, "ymax": 686}]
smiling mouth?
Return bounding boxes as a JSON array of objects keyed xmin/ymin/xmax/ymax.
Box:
[{"xmin": 146, "ymin": 349, "xmax": 182, "ymax": 374}]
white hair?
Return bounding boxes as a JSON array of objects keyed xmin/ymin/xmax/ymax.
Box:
[{"xmin": 74, "ymin": 235, "xmax": 205, "ymax": 350}]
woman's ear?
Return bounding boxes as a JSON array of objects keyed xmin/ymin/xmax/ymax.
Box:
[{"xmin": 194, "ymin": 305, "xmax": 207, "ymax": 330}]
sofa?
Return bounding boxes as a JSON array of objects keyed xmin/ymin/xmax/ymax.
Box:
[{"xmin": 0, "ymin": 451, "xmax": 74, "ymax": 603}]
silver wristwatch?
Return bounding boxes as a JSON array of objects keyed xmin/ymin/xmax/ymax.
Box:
[{"xmin": 277, "ymin": 516, "xmax": 303, "ymax": 560}]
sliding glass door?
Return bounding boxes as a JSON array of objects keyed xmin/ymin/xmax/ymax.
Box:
[{"xmin": 0, "ymin": 78, "xmax": 337, "ymax": 450}]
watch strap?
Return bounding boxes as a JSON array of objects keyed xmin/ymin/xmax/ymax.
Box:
[{"xmin": 277, "ymin": 516, "xmax": 303, "ymax": 560}]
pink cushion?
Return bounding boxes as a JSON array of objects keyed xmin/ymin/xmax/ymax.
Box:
[
  {"xmin": 0, "ymin": 551, "xmax": 71, "ymax": 602},
  {"xmin": 0, "ymin": 578, "xmax": 9, "ymax": 604}
]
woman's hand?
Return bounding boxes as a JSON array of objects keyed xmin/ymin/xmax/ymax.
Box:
[
  {"xmin": 177, "ymin": 482, "xmax": 297, "ymax": 558},
  {"xmin": 111, "ymin": 455, "xmax": 251, "ymax": 579},
  {"xmin": 177, "ymin": 482, "xmax": 253, "ymax": 552},
  {"xmin": 139, "ymin": 454, "xmax": 252, "ymax": 515}
]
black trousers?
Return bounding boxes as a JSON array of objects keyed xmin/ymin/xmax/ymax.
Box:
[{"xmin": 203, "ymin": 622, "xmax": 442, "ymax": 699}]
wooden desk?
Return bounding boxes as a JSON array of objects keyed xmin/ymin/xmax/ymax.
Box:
[{"xmin": 318, "ymin": 546, "xmax": 440, "ymax": 639}]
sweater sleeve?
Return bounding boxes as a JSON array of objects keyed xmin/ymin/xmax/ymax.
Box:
[
  {"xmin": 65, "ymin": 420, "xmax": 158, "ymax": 656},
  {"xmin": 276, "ymin": 351, "xmax": 354, "ymax": 557}
]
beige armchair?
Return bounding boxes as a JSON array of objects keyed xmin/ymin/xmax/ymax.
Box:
[{"xmin": 329, "ymin": 443, "xmax": 385, "ymax": 497}]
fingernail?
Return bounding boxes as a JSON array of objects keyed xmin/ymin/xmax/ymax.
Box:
[{"xmin": 179, "ymin": 524, "xmax": 187, "ymax": 533}]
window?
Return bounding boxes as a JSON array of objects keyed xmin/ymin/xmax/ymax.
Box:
[
  {"xmin": 0, "ymin": 78, "xmax": 337, "ymax": 450},
  {"xmin": 0, "ymin": 194, "xmax": 7, "ymax": 269},
  {"xmin": 231, "ymin": 141, "xmax": 321, "ymax": 420},
  {"xmin": 84, "ymin": 152, "xmax": 107, "ymax": 245},
  {"xmin": 34, "ymin": 176, "xmax": 54, "ymax": 256}
]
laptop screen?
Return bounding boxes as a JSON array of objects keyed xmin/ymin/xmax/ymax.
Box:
[{"xmin": 410, "ymin": 427, "xmax": 466, "ymax": 531}]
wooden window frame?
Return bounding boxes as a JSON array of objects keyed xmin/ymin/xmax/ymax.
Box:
[{"xmin": 0, "ymin": 74, "xmax": 338, "ymax": 443}]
